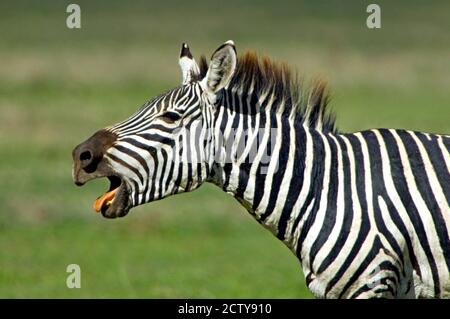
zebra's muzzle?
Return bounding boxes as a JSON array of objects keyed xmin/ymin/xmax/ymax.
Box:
[{"xmin": 72, "ymin": 129, "xmax": 131, "ymax": 218}]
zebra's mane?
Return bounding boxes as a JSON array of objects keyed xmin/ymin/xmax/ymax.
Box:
[{"xmin": 197, "ymin": 50, "xmax": 337, "ymax": 133}]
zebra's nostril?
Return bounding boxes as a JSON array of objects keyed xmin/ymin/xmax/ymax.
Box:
[
  {"xmin": 80, "ymin": 150, "xmax": 92, "ymax": 162},
  {"xmin": 73, "ymin": 129, "xmax": 117, "ymax": 177}
]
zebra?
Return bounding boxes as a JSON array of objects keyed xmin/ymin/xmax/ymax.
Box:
[{"xmin": 72, "ymin": 41, "xmax": 450, "ymax": 299}]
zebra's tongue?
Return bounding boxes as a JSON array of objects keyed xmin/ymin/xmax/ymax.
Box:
[{"xmin": 93, "ymin": 189, "xmax": 118, "ymax": 213}]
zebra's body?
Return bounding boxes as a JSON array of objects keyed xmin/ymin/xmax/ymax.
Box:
[
  {"xmin": 72, "ymin": 41, "xmax": 450, "ymax": 298},
  {"xmin": 209, "ymin": 111, "xmax": 450, "ymax": 298}
]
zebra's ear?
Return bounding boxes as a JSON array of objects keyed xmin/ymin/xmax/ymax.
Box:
[
  {"xmin": 179, "ymin": 43, "xmax": 200, "ymax": 85},
  {"xmin": 201, "ymin": 40, "xmax": 237, "ymax": 96}
]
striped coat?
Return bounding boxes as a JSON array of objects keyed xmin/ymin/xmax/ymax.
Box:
[{"xmin": 72, "ymin": 41, "xmax": 450, "ymax": 298}]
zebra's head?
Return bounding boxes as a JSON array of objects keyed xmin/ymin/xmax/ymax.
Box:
[{"xmin": 72, "ymin": 41, "xmax": 237, "ymax": 218}]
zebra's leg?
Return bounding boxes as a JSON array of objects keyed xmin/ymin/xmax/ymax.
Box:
[
  {"xmin": 352, "ymin": 281, "xmax": 397, "ymax": 299},
  {"xmin": 348, "ymin": 274, "xmax": 399, "ymax": 299},
  {"xmin": 349, "ymin": 248, "xmax": 404, "ymax": 298}
]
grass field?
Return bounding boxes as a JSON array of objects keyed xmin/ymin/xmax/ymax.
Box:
[{"xmin": 0, "ymin": 0, "xmax": 449, "ymax": 298}]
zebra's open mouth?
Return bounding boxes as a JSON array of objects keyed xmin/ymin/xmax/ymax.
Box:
[{"xmin": 92, "ymin": 175, "xmax": 130, "ymax": 218}]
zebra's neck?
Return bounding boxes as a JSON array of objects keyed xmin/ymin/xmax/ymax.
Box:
[{"xmin": 207, "ymin": 88, "xmax": 337, "ymax": 256}]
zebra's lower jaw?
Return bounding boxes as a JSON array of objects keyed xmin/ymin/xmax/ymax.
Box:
[{"xmin": 94, "ymin": 175, "xmax": 131, "ymax": 219}]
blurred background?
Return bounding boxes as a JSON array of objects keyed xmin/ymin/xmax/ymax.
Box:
[{"xmin": 0, "ymin": 0, "xmax": 449, "ymax": 298}]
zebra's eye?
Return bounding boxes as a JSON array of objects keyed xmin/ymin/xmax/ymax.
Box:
[{"xmin": 159, "ymin": 111, "xmax": 182, "ymax": 124}]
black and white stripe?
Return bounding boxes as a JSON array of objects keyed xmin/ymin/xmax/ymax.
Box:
[{"xmin": 100, "ymin": 41, "xmax": 450, "ymax": 298}]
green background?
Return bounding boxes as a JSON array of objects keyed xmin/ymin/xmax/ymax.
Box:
[{"xmin": 0, "ymin": 0, "xmax": 449, "ymax": 297}]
